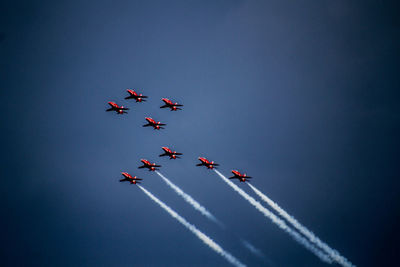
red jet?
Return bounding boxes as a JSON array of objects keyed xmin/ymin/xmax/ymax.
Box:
[
  {"xmin": 160, "ymin": 98, "xmax": 183, "ymax": 111},
  {"xmin": 159, "ymin": 146, "xmax": 182, "ymax": 159},
  {"xmin": 119, "ymin": 172, "xmax": 143, "ymax": 184},
  {"xmin": 143, "ymin": 117, "xmax": 166, "ymax": 130},
  {"xmin": 229, "ymin": 170, "xmax": 252, "ymax": 182},
  {"xmin": 138, "ymin": 159, "xmax": 161, "ymax": 171},
  {"xmin": 196, "ymin": 157, "xmax": 219, "ymax": 169},
  {"xmin": 125, "ymin": 89, "xmax": 148, "ymax": 102},
  {"xmin": 106, "ymin": 101, "xmax": 129, "ymax": 114}
]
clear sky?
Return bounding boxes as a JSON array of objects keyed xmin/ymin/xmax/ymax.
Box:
[{"xmin": 1, "ymin": 0, "xmax": 399, "ymax": 266}]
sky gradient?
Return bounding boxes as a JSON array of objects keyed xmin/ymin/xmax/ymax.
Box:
[{"xmin": 1, "ymin": 1, "xmax": 399, "ymax": 266}]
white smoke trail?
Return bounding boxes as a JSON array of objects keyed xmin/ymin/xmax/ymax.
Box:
[
  {"xmin": 213, "ymin": 170, "xmax": 332, "ymax": 264},
  {"xmin": 156, "ymin": 172, "xmax": 266, "ymax": 259},
  {"xmin": 241, "ymin": 240, "xmax": 265, "ymax": 259},
  {"xmin": 155, "ymin": 171, "xmax": 222, "ymax": 227},
  {"xmin": 138, "ymin": 185, "xmax": 246, "ymax": 267},
  {"xmin": 247, "ymin": 183, "xmax": 354, "ymax": 267}
]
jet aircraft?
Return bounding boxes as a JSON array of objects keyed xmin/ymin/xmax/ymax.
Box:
[
  {"xmin": 159, "ymin": 146, "xmax": 182, "ymax": 159},
  {"xmin": 160, "ymin": 98, "xmax": 183, "ymax": 111},
  {"xmin": 106, "ymin": 101, "xmax": 129, "ymax": 114},
  {"xmin": 138, "ymin": 159, "xmax": 161, "ymax": 171},
  {"xmin": 229, "ymin": 170, "xmax": 252, "ymax": 182},
  {"xmin": 143, "ymin": 117, "xmax": 166, "ymax": 130},
  {"xmin": 125, "ymin": 89, "xmax": 148, "ymax": 102},
  {"xmin": 120, "ymin": 172, "xmax": 143, "ymax": 184},
  {"xmin": 196, "ymin": 157, "xmax": 219, "ymax": 169}
]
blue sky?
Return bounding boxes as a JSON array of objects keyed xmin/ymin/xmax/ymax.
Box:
[{"xmin": 1, "ymin": 1, "xmax": 399, "ymax": 266}]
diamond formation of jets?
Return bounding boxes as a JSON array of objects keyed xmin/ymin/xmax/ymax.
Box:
[
  {"xmin": 229, "ymin": 170, "xmax": 252, "ymax": 182},
  {"xmin": 125, "ymin": 89, "xmax": 148, "ymax": 102},
  {"xmin": 143, "ymin": 117, "xmax": 166, "ymax": 130},
  {"xmin": 119, "ymin": 172, "xmax": 143, "ymax": 184},
  {"xmin": 196, "ymin": 157, "xmax": 219, "ymax": 169},
  {"xmin": 159, "ymin": 146, "xmax": 183, "ymax": 159},
  {"xmin": 160, "ymin": 98, "xmax": 183, "ymax": 111},
  {"xmin": 106, "ymin": 101, "xmax": 129, "ymax": 114},
  {"xmin": 138, "ymin": 159, "xmax": 161, "ymax": 171},
  {"xmin": 110, "ymin": 90, "xmax": 255, "ymax": 185}
]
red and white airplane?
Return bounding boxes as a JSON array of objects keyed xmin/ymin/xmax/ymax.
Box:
[
  {"xmin": 138, "ymin": 159, "xmax": 161, "ymax": 171},
  {"xmin": 159, "ymin": 146, "xmax": 182, "ymax": 159},
  {"xmin": 106, "ymin": 101, "xmax": 129, "ymax": 114},
  {"xmin": 229, "ymin": 170, "xmax": 252, "ymax": 182},
  {"xmin": 143, "ymin": 117, "xmax": 166, "ymax": 130},
  {"xmin": 196, "ymin": 157, "xmax": 219, "ymax": 169},
  {"xmin": 125, "ymin": 89, "xmax": 148, "ymax": 102},
  {"xmin": 119, "ymin": 172, "xmax": 143, "ymax": 184},
  {"xmin": 160, "ymin": 98, "xmax": 183, "ymax": 111}
]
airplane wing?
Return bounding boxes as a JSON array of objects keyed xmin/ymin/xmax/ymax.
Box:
[
  {"xmin": 196, "ymin": 163, "xmax": 203, "ymax": 166},
  {"xmin": 141, "ymin": 96, "xmax": 148, "ymax": 98},
  {"xmin": 245, "ymin": 176, "xmax": 252, "ymax": 178},
  {"xmin": 106, "ymin": 108, "xmax": 114, "ymax": 112},
  {"xmin": 159, "ymin": 153, "xmax": 168, "ymax": 157},
  {"xmin": 175, "ymin": 104, "xmax": 183, "ymax": 106},
  {"xmin": 134, "ymin": 178, "xmax": 143, "ymax": 180},
  {"xmin": 212, "ymin": 163, "xmax": 220, "ymax": 166},
  {"xmin": 143, "ymin": 124, "xmax": 152, "ymax": 127},
  {"xmin": 138, "ymin": 165, "xmax": 146, "ymax": 169},
  {"xmin": 154, "ymin": 165, "xmax": 161, "ymax": 167},
  {"xmin": 120, "ymin": 178, "xmax": 130, "ymax": 182},
  {"xmin": 175, "ymin": 153, "xmax": 183, "ymax": 155},
  {"xmin": 160, "ymin": 105, "xmax": 168, "ymax": 108},
  {"xmin": 158, "ymin": 123, "xmax": 166, "ymax": 126}
]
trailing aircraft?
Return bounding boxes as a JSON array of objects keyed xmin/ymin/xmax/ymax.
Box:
[
  {"xmin": 138, "ymin": 159, "xmax": 161, "ymax": 171},
  {"xmin": 120, "ymin": 172, "xmax": 143, "ymax": 184},
  {"xmin": 106, "ymin": 101, "xmax": 129, "ymax": 114},
  {"xmin": 196, "ymin": 157, "xmax": 219, "ymax": 169},
  {"xmin": 143, "ymin": 117, "xmax": 166, "ymax": 130},
  {"xmin": 160, "ymin": 98, "xmax": 183, "ymax": 111},
  {"xmin": 125, "ymin": 89, "xmax": 148, "ymax": 102},
  {"xmin": 229, "ymin": 170, "xmax": 252, "ymax": 182},
  {"xmin": 159, "ymin": 146, "xmax": 182, "ymax": 159}
]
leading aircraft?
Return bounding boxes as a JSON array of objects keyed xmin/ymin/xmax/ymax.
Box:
[
  {"xmin": 229, "ymin": 170, "xmax": 252, "ymax": 182},
  {"xmin": 159, "ymin": 146, "xmax": 182, "ymax": 159},
  {"xmin": 125, "ymin": 89, "xmax": 148, "ymax": 102},
  {"xmin": 138, "ymin": 159, "xmax": 161, "ymax": 171},
  {"xmin": 106, "ymin": 101, "xmax": 129, "ymax": 114},
  {"xmin": 119, "ymin": 172, "xmax": 143, "ymax": 184},
  {"xmin": 196, "ymin": 157, "xmax": 219, "ymax": 169},
  {"xmin": 143, "ymin": 117, "xmax": 166, "ymax": 130},
  {"xmin": 160, "ymin": 98, "xmax": 183, "ymax": 111}
]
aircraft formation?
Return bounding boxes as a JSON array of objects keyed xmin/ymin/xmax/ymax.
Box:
[
  {"xmin": 107, "ymin": 89, "xmax": 252, "ymax": 185},
  {"xmin": 105, "ymin": 89, "xmax": 353, "ymax": 267}
]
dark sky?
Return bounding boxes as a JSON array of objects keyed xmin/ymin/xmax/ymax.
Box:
[{"xmin": 1, "ymin": 0, "xmax": 399, "ymax": 266}]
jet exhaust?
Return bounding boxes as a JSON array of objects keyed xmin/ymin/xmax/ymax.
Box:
[
  {"xmin": 213, "ymin": 170, "xmax": 333, "ymax": 264},
  {"xmin": 155, "ymin": 171, "xmax": 223, "ymax": 227},
  {"xmin": 247, "ymin": 183, "xmax": 354, "ymax": 267},
  {"xmin": 138, "ymin": 185, "xmax": 246, "ymax": 267}
]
